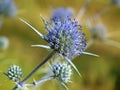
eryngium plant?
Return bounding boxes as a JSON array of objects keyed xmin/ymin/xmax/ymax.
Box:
[
  {"xmin": 19, "ymin": 16, "xmax": 86, "ymax": 78},
  {"xmin": 52, "ymin": 62, "xmax": 72, "ymax": 83},
  {"xmin": 31, "ymin": 62, "xmax": 72, "ymax": 90},
  {"xmin": 6, "ymin": 65, "xmax": 23, "ymax": 82},
  {"xmin": 44, "ymin": 17, "xmax": 86, "ymax": 59},
  {"xmin": 18, "ymin": 8, "xmax": 98, "ymax": 85}
]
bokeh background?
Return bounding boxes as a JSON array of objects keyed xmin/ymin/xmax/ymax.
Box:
[{"xmin": 0, "ymin": 0, "xmax": 120, "ymax": 90}]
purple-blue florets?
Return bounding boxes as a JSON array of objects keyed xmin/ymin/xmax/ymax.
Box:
[{"xmin": 44, "ymin": 17, "xmax": 86, "ymax": 59}]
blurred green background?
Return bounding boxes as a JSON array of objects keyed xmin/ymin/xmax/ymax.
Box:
[{"xmin": 0, "ymin": 0, "xmax": 120, "ymax": 90}]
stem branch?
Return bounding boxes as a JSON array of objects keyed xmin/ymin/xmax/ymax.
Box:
[{"xmin": 21, "ymin": 51, "xmax": 55, "ymax": 83}]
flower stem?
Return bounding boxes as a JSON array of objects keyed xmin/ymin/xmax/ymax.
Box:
[
  {"xmin": 32, "ymin": 76, "xmax": 54, "ymax": 86},
  {"xmin": 19, "ymin": 76, "xmax": 54, "ymax": 87},
  {"xmin": 21, "ymin": 51, "xmax": 55, "ymax": 83}
]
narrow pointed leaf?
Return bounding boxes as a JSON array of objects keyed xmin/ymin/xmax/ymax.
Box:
[
  {"xmin": 40, "ymin": 15, "xmax": 47, "ymax": 24},
  {"xmin": 61, "ymin": 83, "xmax": 69, "ymax": 90},
  {"xmin": 31, "ymin": 45, "xmax": 50, "ymax": 49},
  {"xmin": 65, "ymin": 57, "xmax": 81, "ymax": 77},
  {"xmin": 82, "ymin": 52, "xmax": 99, "ymax": 57},
  {"xmin": 19, "ymin": 18, "xmax": 44, "ymax": 39}
]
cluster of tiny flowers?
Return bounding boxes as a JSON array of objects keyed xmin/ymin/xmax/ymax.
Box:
[
  {"xmin": 7, "ymin": 65, "xmax": 23, "ymax": 82},
  {"xmin": 44, "ymin": 17, "xmax": 86, "ymax": 59},
  {"xmin": 0, "ymin": 0, "xmax": 16, "ymax": 17},
  {"xmin": 52, "ymin": 63, "xmax": 72, "ymax": 83}
]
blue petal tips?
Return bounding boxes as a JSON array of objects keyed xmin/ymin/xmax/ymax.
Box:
[{"xmin": 44, "ymin": 16, "xmax": 86, "ymax": 59}]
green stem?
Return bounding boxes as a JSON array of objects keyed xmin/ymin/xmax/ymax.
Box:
[
  {"xmin": 21, "ymin": 51, "xmax": 55, "ymax": 83},
  {"xmin": 32, "ymin": 76, "xmax": 54, "ymax": 86}
]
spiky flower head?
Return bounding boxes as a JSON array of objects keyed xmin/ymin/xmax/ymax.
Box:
[
  {"xmin": 0, "ymin": 0, "xmax": 16, "ymax": 17},
  {"xmin": 7, "ymin": 65, "xmax": 23, "ymax": 82},
  {"xmin": 52, "ymin": 63, "xmax": 72, "ymax": 83},
  {"xmin": 44, "ymin": 16, "xmax": 86, "ymax": 59},
  {"xmin": 51, "ymin": 7, "xmax": 74, "ymax": 19}
]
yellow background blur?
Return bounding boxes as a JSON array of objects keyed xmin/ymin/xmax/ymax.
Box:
[{"xmin": 0, "ymin": 0, "xmax": 120, "ymax": 90}]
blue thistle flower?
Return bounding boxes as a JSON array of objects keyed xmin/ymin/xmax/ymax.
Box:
[
  {"xmin": 31, "ymin": 62, "xmax": 72, "ymax": 90},
  {"xmin": 18, "ymin": 14, "xmax": 98, "ymax": 83},
  {"xmin": 44, "ymin": 16, "xmax": 86, "ymax": 59},
  {"xmin": 52, "ymin": 62, "xmax": 72, "ymax": 83},
  {"xmin": 0, "ymin": 0, "xmax": 16, "ymax": 17},
  {"xmin": 51, "ymin": 8, "xmax": 74, "ymax": 19},
  {"xmin": 6, "ymin": 65, "xmax": 30, "ymax": 90},
  {"xmin": 6, "ymin": 65, "xmax": 23, "ymax": 82}
]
